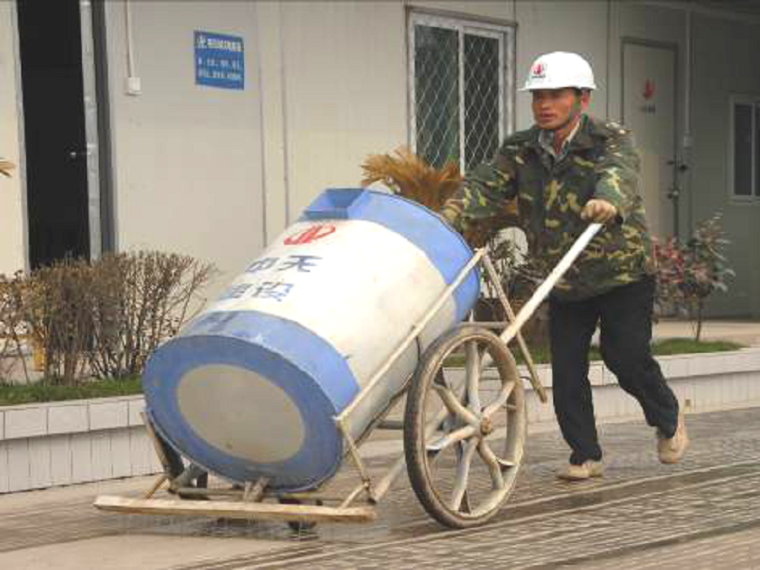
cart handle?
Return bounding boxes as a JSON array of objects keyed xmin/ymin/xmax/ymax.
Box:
[{"xmin": 490, "ymin": 222, "xmax": 603, "ymax": 352}]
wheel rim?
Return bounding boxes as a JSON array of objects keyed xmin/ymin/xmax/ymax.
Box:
[{"xmin": 420, "ymin": 331, "xmax": 525, "ymax": 520}]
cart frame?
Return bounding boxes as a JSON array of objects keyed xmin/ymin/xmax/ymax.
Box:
[{"xmin": 95, "ymin": 224, "xmax": 601, "ymax": 528}]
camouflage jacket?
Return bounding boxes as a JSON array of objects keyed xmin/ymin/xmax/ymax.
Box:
[{"xmin": 441, "ymin": 114, "xmax": 655, "ymax": 302}]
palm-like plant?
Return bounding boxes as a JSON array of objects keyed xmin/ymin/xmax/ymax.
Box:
[
  {"xmin": 0, "ymin": 158, "xmax": 15, "ymax": 178},
  {"xmin": 361, "ymin": 146, "xmax": 462, "ymax": 212},
  {"xmin": 361, "ymin": 146, "xmax": 517, "ymax": 247}
]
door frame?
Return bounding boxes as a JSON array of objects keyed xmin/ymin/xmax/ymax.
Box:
[
  {"xmin": 620, "ymin": 36, "xmax": 680, "ymax": 237},
  {"xmin": 10, "ymin": 0, "xmax": 30, "ymax": 270}
]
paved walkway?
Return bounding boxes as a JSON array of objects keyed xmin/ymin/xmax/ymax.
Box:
[
  {"xmin": 653, "ymin": 319, "xmax": 760, "ymax": 346},
  {"xmin": 3, "ymin": 406, "xmax": 760, "ymax": 568}
]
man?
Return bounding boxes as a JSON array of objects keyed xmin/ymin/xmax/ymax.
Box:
[{"xmin": 441, "ymin": 51, "xmax": 688, "ymax": 480}]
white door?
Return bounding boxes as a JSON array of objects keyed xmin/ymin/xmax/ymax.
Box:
[{"xmin": 622, "ymin": 41, "xmax": 678, "ymax": 239}]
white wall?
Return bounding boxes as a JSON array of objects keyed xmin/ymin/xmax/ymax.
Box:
[
  {"xmin": 2, "ymin": 0, "xmax": 758, "ymax": 316},
  {"xmin": 0, "ymin": 3, "xmax": 27, "ymax": 276},
  {"xmin": 272, "ymin": 2, "xmax": 409, "ymax": 229},
  {"xmin": 690, "ymin": 12, "xmax": 760, "ymax": 317},
  {"xmin": 103, "ymin": 1, "xmax": 266, "ymax": 290}
]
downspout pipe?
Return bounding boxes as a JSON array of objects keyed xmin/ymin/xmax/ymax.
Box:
[{"xmin": 684, "ymin": 8, "xmax": 693, "ymax": 237}]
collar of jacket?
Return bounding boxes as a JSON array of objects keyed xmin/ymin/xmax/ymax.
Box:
[{"xmin": 524, "ymin": 114, "xmax": 596, "ymax": 155}]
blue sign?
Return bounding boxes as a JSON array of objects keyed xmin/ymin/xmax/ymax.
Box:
[{"xmin": 195, "ymin": 31, "xmax": 244, "ymax": 90}]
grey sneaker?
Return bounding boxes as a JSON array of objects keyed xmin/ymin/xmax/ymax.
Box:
[
  {"xmin": 556, "ymin": 460, "xmax": 604, "ymax": 481},
  {"xmin": 658, "ymin": 410, "xmax": 689, "ymax": 464}
]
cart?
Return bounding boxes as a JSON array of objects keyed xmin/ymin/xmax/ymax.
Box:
[{"xmin": 95, "ymin": 191, "xmax": 601, "ymax": 530}]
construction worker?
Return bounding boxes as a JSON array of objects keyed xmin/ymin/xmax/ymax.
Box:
[{"xmin": 441, "ymin": 51, "xmax": 688, "ymax": 480}]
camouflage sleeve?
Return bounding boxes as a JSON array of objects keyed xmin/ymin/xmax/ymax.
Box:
[
  {"xmin": 593, "ymin": 127, "xmax": 641, "ymax": 220},
  {"xmin": 440, "ymin": 149, "xmax": 518, "ymax": 233}
]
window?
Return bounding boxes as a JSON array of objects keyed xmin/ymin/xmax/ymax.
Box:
[
  {"xmin": 731, "ymin": 96, "xmax": 760, "ymax": 199},
  {"xmin": 409, "ymin": 12, "xmax": 514, "ymax": 174}
]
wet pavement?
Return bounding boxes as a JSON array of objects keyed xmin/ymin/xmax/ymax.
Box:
[{"xmin": 3, "ymin": 407, "xmax": 760, "ymax": 568}]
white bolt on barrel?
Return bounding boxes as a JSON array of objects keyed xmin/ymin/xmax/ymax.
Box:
[{"xmin": 143, "ymin": 188, "xmax": 480, "ymax": 491}]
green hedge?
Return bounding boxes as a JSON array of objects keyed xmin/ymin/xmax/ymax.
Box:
[
  {"xmin": 0, "ymin": 338, "xmax": 745, "ymax": 407},
  {"xmin": 0, "ymin": 377, "xmax": 142, "ymax": 407}
]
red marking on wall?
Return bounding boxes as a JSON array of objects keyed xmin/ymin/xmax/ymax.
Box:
[
  {"xmin": 643, "ymin": 79, "xmax": 655, "ymax": 100},
  {"xmin": 284, "ymin": 225, "xmax": 336, "ymax": 245}
]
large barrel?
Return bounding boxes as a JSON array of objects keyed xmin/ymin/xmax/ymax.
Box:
[{"xmin": 143, "ymin": 188, "xmax": 479, "ymax": 491}]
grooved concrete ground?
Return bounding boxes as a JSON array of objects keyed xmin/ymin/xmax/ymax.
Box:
[{"xmin": 3, "ymin": 407, "xmax": 760, "ymax": 569}]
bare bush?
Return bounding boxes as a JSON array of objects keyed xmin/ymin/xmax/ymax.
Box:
[
  {"xmin": 0, "ymin": 272, "xmax": 29, "ymax": 383},
  {"xmin": 87, "ymin": 251, "xmax": 217, "ymax": 379},
  {"xmin": 0, "ymin": 251, "xmax": 216, "ymax": 386},
  {"xmin": 21, "ymin": 258, "xmax": 94, "ymax": 383}
]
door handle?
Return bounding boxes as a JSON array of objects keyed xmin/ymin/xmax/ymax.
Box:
[
  {"xmin": 68, "ymin": 145, "xmax": 96, "ymax": 160},
  {"xmin": 667, "ymin": 159, "xmax": 689, "ymax": 173}
]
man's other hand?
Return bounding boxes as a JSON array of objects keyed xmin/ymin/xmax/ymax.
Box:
[{"xmin": 581, "ymin": 199, "xmax": 617, "ymax": 223}]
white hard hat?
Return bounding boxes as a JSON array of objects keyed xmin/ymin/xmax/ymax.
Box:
[{"xmin": 520, "ymin": 51, "xmax": 597, "ymax": 91}]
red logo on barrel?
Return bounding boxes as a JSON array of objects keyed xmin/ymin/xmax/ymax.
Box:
[{"xmin": 284, "ymin": 224, "xmax": 336, "ymax": 245}]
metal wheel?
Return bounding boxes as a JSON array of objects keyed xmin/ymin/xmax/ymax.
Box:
[{"xmin": 404, "ymin": 324, "xmax": 526, "ymax": 528}]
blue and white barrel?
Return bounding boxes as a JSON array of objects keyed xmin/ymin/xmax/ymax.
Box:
[{"xmin": 143, "ymin": 188, "xmax": 479, "ymax": 491}]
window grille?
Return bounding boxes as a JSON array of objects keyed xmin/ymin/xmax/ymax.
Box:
[{"xmin": 409, "ymin": 12, "xmax": 514, "ymax": 174}]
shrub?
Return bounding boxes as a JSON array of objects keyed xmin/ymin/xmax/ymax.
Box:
[
  {"xmin": 653, "ymin": 213, "xmax": 735, "ymax": 341},
  {"xmin": 0, "ymin": 272, "xmax": 29, "ymax": 382},
  {"xmin": 21, "ymin": 258, "xmax": 95, "ymax": 383},
  {"xmin": 87, "ymin": 251, "xmax": 217, "ymax": 380},
  {"xmin": 0, "ymin": 251, "xmax": 216, "ymax": 386}
]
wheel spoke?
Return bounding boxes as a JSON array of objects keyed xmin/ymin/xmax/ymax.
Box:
[
  {"xmin": 478, "ymin": 440, "xmax": 505, "ymax": 489},
  {"xmin": 426, "ymin": 425, "xmax": 477, "ymax": 455},
  {"xmin": 450, "ymin": 439, "xmax": 478, "ymax": 511},
  {"xmin": 482, "ymin": 381, "xmax": 516, "ymax": 420},
  {"xmin": 433, "ymin": 384, "xmax": 480, "ymax": 427},
  {"xmin": 465, "ymin": 340, "xmax": 482, "ymax": 413}
]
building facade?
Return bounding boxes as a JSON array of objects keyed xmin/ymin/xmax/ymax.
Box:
[{"xmin": 1, "ymin": 0, "xmax": 759, "ymax": 316}]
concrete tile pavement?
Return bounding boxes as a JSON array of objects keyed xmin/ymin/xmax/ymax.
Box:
[{"xmin": 4, "ymin": 406, "xmax": 760, "ymax": 568}]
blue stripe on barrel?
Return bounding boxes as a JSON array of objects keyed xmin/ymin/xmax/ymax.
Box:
[{"xmin": 143, "ymin": 311, "xmax": 358, "ymax": 491}]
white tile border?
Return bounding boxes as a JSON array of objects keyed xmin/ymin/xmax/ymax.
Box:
[
  {"xmin": 0, "ymin": 349, "xmax": 759, "ymax": 493},
  {"xmin": 1, "ymin": 395, "xmax": 144, "ymax": 442}
]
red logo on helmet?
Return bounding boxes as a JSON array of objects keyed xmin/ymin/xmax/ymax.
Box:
[
  {"xmin": 643, "ymin": 79, "xmax": 655, "ymax": 100},
  {"xmin": 532, "ymin": 62, "xmax": 546, "ymax": 78},
  {"xmin": 284, "ymin": 224, "xmax": 336, "ymax": 245}
]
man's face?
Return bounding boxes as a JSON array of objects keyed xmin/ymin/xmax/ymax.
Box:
[{"xmin": 531, "ymin": 88, "xmax": 590, "ymax": 130}]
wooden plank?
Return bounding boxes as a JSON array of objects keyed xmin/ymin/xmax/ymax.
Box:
[{"xmin": 94, "ymin": 495, "xmax": 377, "ymax": 524}]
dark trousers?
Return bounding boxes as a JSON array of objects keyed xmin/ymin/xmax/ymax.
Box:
[{"xmin": 549, "ymin": 276, "xmax": 679, "ymax": 465}]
